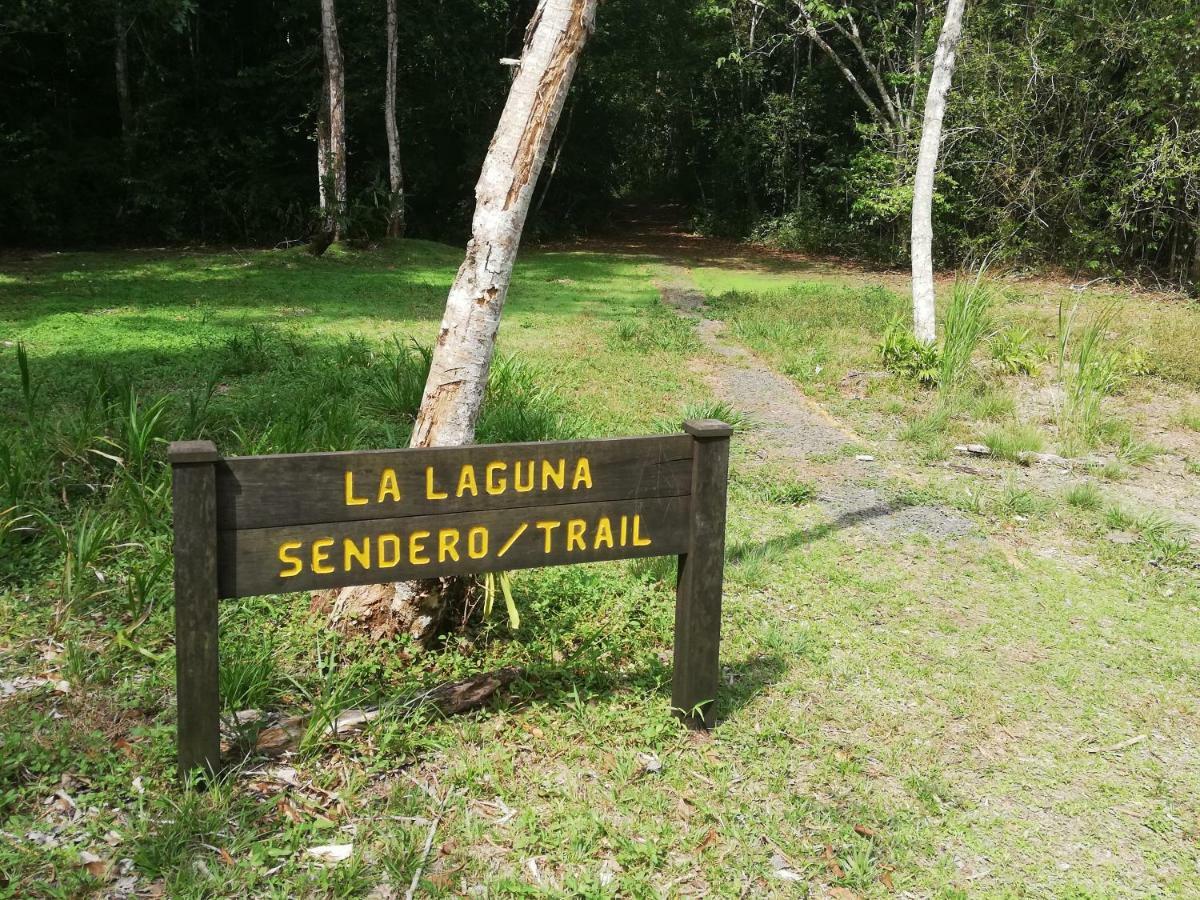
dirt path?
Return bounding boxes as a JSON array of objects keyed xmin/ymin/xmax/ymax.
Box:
[{"xmin": 655, "ymin": 261, "xmax": 974, "ymax": 541}]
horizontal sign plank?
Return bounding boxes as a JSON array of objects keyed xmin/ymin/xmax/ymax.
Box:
[
  {"xmin": 217, "ymin": 495, "xmax": 691, "ymax": 598},
  {"xmin": 216, "ymin": 434, "xmax": 693, "ymax": 531}
]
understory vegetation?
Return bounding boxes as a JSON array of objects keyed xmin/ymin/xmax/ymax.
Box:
[
  {"xmin": 2, "ymin": 242, "xmax": 1199, "ymax": 895},
  {"xmin": 7, "ymin": 2, "xmax": 1200, "ymax": 289}
]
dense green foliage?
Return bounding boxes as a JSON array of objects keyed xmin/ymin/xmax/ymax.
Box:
[{"xmin": 4, "ymin": 1, "xmax": 1199, "ymax": 283}]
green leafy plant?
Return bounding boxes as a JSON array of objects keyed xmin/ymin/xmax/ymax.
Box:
[
  {"xmin": 482, "ymin": 571, "xmax": 520, "ymax": 629},
  {"xmin": 880, "ymin": 318, "xmax": 941, "ymax": 386},
  {"xmin": 990, "ymin": 327, "xmax": 1043, "ymax": 376},
  {"xmin": 15, "ymin": 341, "xmax": 40, "ymax": 427}
]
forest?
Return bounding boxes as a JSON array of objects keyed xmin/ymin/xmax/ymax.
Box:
[
  {"xmin": 5, "ymin": 0, "xmax": 1200, "ymax": 286},
  {"xmin": 3, "ymin": 1, "xmax": 1200, "ymax": 897}
]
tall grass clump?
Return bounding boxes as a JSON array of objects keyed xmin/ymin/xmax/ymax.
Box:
[
  {"xmin": 1058, "ymin": 302, "xmax": 1121, "ymax": 456},
  {"xmin": 939, "ymin": 278, "xmax": 993, "ymax": 393},
  {"xmin": 880, "ymin": 276, "xmax": 992, "ymax": 393}
]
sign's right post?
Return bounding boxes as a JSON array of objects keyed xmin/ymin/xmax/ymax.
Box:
[{"xmin": 673, "ymin": 419, "xmax": 732, "ymax": 728}]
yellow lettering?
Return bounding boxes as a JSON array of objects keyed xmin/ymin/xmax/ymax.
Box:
[
  {"xmin": 513, "ymin": 460, "xmax": 534, "ymax": 493},
  {"xmin": 535, "ymin": 520, "xmax": 561, "ymax": 553},
  {"xmin": 377, "ymin": 534, "xmax": 401, "ymax": 568},
  {"xmin": 377, "ymin": 468, "xmax": 401, "ymax": 503},
  {"xmin": 344, "ymin": 471, "xmax": 368, "ymax": 506},
  {"xmin": 620, "ymin": 515, "xmax": 629, "ymax": 547},
  {"xmin": 572, "ymin": 457, "xmax": 593, "ymax": 490},
  {"xmin": 541, "ymin": 458, "xmax": 566, "ymax": 491},
  {"xmin": 593, "ymin": 517, "xmax": 614, "ymax": 550},
  {"xmin": 312, "ymin": 538, "xmax": 335, "ymax": 574},
  {"xmin": 468, "ymin": 526, "xmax": 488, "ymax": 559},
  {"xmin": 485, "ymin": 461, "xmax": 507, "ymax": 495},
  {"xmin": 278, "ymin": 541, "xmax": 303, "ymax": 577},
  {"xmin": 425, "ymin": 467, "xmax": 448, "ymax": 500},
  {"xmin": 632, "ymin": 514, "xmax": 652, "ymax": 547},
  {"xmin": 566, "ymin": 519, "xmax": 587, "ymax": 552},
  {"xmin": 456, "ymin": 465, "xmax": 479, "ymax": 498},
  {"xmin": 344, "ymin": 536, "xmax": 371, "ymax": 571},
  {"xmin": 409, "ymin": 531, "xmax": 431, "ymax": 564},
  {"xmin": 498, "ymin": 523, "xmax": 527, "ymax": 558},
  {"xmin": 438, "ymin": 529, "xmax": 461, "ymax": 563}
]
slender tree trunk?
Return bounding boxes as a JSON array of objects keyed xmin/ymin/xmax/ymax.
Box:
[
  {"xmin": 411, "ymin": 0, "xmax": 598, "ymax": 448},
  {"xmin": 384, "ymin": 0, "xmax": 406, "ymax": 238},
  {"xmin": 910, "ymin": 0, "xmax": 966, "ymax": 345},
  {"xmin": 322, "ymin": 0, "xmax": 598, "ymax": 645},
  {"xmin": 114, "ymin": 2, "xmax": 134, "ymax": 160},
  {"xmin": 317, "ymin": 75, "xmax": 331, "ymax": 216},
  {"xmin": 319, "ymin": 0, "xmax": 348, "ymax": 241}
]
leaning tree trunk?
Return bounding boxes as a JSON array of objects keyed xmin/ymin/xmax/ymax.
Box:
[
  {"xmin": 319, "ymin": 0, "xmax": 348, "ymax": 241},
  {"xmin": 319, "ymin": 0, "xmax": 599, "ymax": 644},
  {"xmin": 411, "ymin": 0, "xmax": 597, "ymax": 447},
  {"xmin": 910, "ymin": 0, "xmax": 967, "ymax": 345},
  {"xmin": 384, "ymin": 0, "xmax": 406, "ymax": 238}
]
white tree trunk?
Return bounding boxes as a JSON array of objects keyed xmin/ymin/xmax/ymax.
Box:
[
  {"xmin": 316, "ymin": 77, "xmax": 330, "ymax": 216},
  {"xmin": 410, "ymin": 0, "xmax": 598, "ymax": 448},
  {"xmin": 910, "ymin": 0, "xmax": 966, "ymax": 345},
  {"xmin": 319, "ymin": 0, "xmax": 348, "ymax": 240},
  {"xmin": 384, "ymin": 0, "xmax": 406, "ymax": 238},
  {"xmin": 322, "ymin": 0, "xmax": 598, "ymax": 645}
]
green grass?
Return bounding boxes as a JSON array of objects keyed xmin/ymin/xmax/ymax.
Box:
[
  {"xmin": 1176, "ymin": 406, "xmax": 1200, "ymax": 432},
  {"xmin": 2, "ymin": 242, "xmax": 1199, "ymax": 896},
  {"xmin": 982, "ymin": 423, "xmax": 1046, "ymax": 462},
  {"xmin": 1064, "ymin": 482, "xmax": 1103, "ymax": 510}
]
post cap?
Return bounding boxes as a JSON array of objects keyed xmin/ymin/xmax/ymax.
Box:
[
  {"xmin": 168, "ymin": 440, "xmax": 220, "ymax": 464},
  {"xmin": 683, "ymin": 419, "xmax": 733, "ymax": 439}
]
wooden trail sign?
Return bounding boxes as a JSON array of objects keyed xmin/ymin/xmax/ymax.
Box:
[{"xmin": 169, "ymin": 420, "xmax": 731, "ymax": 776}]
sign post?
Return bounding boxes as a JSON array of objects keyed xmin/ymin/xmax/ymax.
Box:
[{"xmin": 169, "ymin": 421, "xmax": 730, "ymax": 776}]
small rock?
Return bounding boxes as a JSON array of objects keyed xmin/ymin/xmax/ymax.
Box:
[
  {"xmin": 855, "ymin": 454, "xmax": 875, "ymax": 462},
  {"xmin": 637, "ymin": 752, "xmax": 662, "ymax": 774},
  {"xmin": 955, "ymin": 444, "xmax": 991, "ymax": 456},
  {"xmin": 1108, "ymin": 531, "xmax": 1138, "ymax": 545}
]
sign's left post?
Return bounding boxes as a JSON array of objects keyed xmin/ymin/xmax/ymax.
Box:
[{"xmin": 168, "ymin": 440, "xmax": 222, "ymax": 780}]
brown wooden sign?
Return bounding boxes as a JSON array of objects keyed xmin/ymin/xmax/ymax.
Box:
[{"xmin": 168, "ymin": 420, "xmax": 731, "ymax": 776}]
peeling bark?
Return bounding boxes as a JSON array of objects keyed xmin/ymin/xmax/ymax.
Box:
[
  {"xmin": 411, "ymin": 0, "xmax": 598, "ymax": 449},
  {"xmin": 910, "ymin": 0, "xmax": 967, "ymax": 345},
  {"xmin": 327, "ymin": 0, "xmax": 598, "ymax": 646}
]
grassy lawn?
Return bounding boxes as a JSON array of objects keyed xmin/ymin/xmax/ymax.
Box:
[{"xmin": 2, "ymin": 242, "xmax": 1199, "ymax": 896}]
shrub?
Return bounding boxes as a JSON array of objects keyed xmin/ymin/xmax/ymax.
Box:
[
  {"xmin": 880, "ymin": 319, "xmax": 941, "ymax": 386},
  {"xmin": 989, "ymin": 327, "xmax": 1043, "ymax": 376}
]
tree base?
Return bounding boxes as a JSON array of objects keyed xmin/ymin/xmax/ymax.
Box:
[{"xmin": 311, "ymin": 577, "xmax": 471, "ymax": 647}]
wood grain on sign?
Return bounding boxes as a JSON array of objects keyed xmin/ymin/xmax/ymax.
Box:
[
  {"xmin": 216, "ymin": 434, "xmax": 693, "ymax": 530},
  {"xmin": 169, "ymin": 422, "xmax": 731, "ymax": 777},
  {"xmin": 218, "ymin": 495, "xmax": 690, "ymax": 598}
]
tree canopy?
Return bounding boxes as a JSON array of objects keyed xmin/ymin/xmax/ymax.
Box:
[{"xmin": 3, "ymin": 0, "xmax": 1198, "ymax": 284}]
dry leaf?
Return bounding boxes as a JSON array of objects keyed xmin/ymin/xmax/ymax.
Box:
[
  {"xmin": 277, "ymin": 796, "xmax": 304, "ymax": 824},
  {"xmin": 879, "ymin": 869, "xmax": 895, "ymax": 891},
  {"xmin": 822, "ymin": 844, "xmax": 845, "ymax": 879},
  {"xmin": 769, "ymin": 853, "xmax": 803, "ymax": 882},
  {"xmin": 853, "ymin": 824, "xmax": 876, "ymax": 838},
  {"xmin": 306, "ymin": 843, "xmax": 353, "ymax": 865},
  {"xmin": 698, "ymin": 828, "xmax": 719, "ymax": 850},
  {"xmin": 79, "ymin": 850, "xmax": 111, "ymax": 880},
  {"xmin": 218, "ymin": 847, "xmax": 235, "ymax": 866},
  {"xmin": 828, "ymin": 889, "xmax": 860, "ymax": 900}
]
